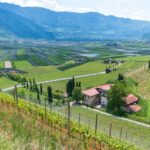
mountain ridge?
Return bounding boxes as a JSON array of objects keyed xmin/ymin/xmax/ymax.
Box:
[{"xmin": 0, "ymin": 2, "xmax": 150, "ymax": 40}]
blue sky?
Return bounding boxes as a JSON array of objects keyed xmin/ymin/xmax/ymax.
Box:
[{"xmin": 0, "ymin": 0, "xmax": 150, "ymax": 21}]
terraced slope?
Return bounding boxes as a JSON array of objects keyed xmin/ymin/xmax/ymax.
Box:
[{"xmin": 125, "ymin": 64, "xmax": 150, "ymax": 99}]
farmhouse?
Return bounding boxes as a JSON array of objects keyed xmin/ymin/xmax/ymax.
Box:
[
  {"xmin": 82, "ymin": 84, "xmax": 112, "ymax": 106},
  {"xmin": 82, "ymin": 84, "xmax": 141, "ymax": 113},
  {"xmin": 122, "ymin": 94, "xmax": 141, "ymax": 113}
]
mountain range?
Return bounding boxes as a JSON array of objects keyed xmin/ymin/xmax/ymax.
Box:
[{"xmin": 0, "ymin": 2, "xmax": 150, "ymax": 41}]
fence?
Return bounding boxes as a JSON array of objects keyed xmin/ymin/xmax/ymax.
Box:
[{"xmin": 50, "ymin": 104, "xmax": 148, "ymax": 150}]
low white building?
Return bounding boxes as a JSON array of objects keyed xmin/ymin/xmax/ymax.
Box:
[
  {"xmin": 82, "ymin": 85, "xmax": 141, "ymax": 113},
  {"xmin": 82, "ymin": 84, "xmax": 112, "ymax": 106}
]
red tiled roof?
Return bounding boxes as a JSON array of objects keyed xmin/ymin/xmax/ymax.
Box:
[
  {"xmin": 96, "ymin": 84, "xmax": 112, "ymax": 91},
  {"xmin": 82, "ymin": 88, "xmax": 99, "ymax": 97},
  {"xmin": 124, "ymin": 94, "xmax": 138, "ymax": 105},
  {"xmin": 129, "ymin": 105, "xmax": 141, "ymax": 112}
]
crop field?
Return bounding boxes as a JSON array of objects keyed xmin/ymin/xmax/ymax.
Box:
[
  {"xmin": 13, "ymin": 60, "xmax": 33, "ymax": 70},
  {"xmin": 14, "ymin": 60, "xmax": 114, "ymax": 81}
]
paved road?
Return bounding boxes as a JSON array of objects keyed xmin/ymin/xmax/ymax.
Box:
[{"xmin": 2, "ymin": 71, "xmax": 106, "ymax": 92}]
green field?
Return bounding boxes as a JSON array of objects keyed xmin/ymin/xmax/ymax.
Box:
[
  {"xmin": 42, "ymin": 70, "xmax": 122, "ymax": 92},
  {"xmin": 14, "ymin": 60, "xmax": 114, "ymax": 81},
  {"xmin": 67, "ymin": 105, "xmax": 150, "ymax": 150},
  {"xmin": 13, "ymin": 61, "xmax": 33, "ymax": 70},
  {"xmin": 0, "ymin": 78, "xmax": 17, "ymax": 89},
  {"xmin": 0, "ymin": 61, "xmax": 3, "ymax": 68}
]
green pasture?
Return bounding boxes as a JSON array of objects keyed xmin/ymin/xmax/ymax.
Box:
[
  {"xmin": 13, "ymin": 61, "xmax": 33, "ymax": 70},
  {"xmin": 0, "ymin": 61, "xmax": 4, "ymax": 68},
  {"xmin": 0, "ymin": 78, "xmax": 17, "ymax": 89},
  {"xmin": 42, "ymin": 70, "xmax": 123, "ymax": 92}
]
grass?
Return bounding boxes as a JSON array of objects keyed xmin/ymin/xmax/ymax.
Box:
[
  {"xmin": 42, "ymin": 70, "xmax": 122, "ymax": 92},
  {"xmin": 13, "ymin": 61, "xmax": 33, "ymax": 70},
  {"xmin": 68, "ymin": 105, "xmax": 150, "ymax": 150},
  {"xmin": 119, "ymin": 55, "xmax": 150, "ymax": 61},
  {"xmin": 129, "ymin": 100, "xmax": 150, "ymax": 124},
  {"xmin": 0, "ymin": 77, "xmax": 17, "ymax": 89},
  {"xmin": 16, "ymin": 60, "xmax": 114, "ymax": 82},
  {"xmin": 0, "ymin": 61, "xmax": 4, "ymax": 69},
  {"xmin": 117, "ymin": 61, "xmax": 147, "ymax": 70},
  {"xmin": 0, "ymin": 107, "xmax": 62, "ymax": 149}
]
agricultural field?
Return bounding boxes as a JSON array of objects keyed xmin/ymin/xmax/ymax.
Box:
[
  {"xmin": 42, "ymin": 70, "xmax": 122, "ymax": 92},
  {"xmin": 0, "ymin": 61, "xmax": 3, "ymax": 68}
]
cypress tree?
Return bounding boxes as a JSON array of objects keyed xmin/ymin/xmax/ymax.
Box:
[
  {"xmin": 149, "ymin": 61, "xmax": 150, "ymax": 69},
  {"xmin": 32, "ymin": 78, "xmax": 36, "ymax": 92},
  {"xmin": 78, "ymin": 82, "xmax": 81, "ymax": 87},
  {"xmin": 40, "ymin": 84, "xmax": 43, "ymax": 94},
  {"xmin": 37, "ymin": 88, "xmax": 40, "ymax": 104},
  {"xmin": 48, "ymin": 86, "xmax": 52, "ymax": 104},
  {"xmin": 29, "ymin": 79, "xmax": 32, "ymax": 91},
  {"xmin": 66, "ymin": 79, "xmax": 72, "ymax": 97}
]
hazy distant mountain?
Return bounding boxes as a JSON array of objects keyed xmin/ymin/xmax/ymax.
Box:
[
  {"xmin": 0, "ymin": 7, "xmax": 54, "ymax": 39},
  {"xmin": 143, "ymin": 33, "xmax": 150, "ymax": 41},
  {"xmin": 0, "ymin": 2, "xmax": 150, "ymax": 40}
]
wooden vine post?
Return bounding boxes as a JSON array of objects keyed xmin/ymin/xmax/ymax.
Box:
[
  {"xmin": 109, "ymin": 123, "xmax": 112, "ymax": 138},
  {"xmin": 15, "ymin": 85, "xmax": 18, "ymax": 106},
  {"xmin": 95, "ymin": 114, "xmax": 98, "ymax": 135},
  {"xmin": 44, "ymin": 97, "xmax": 47, "ymax": 123},
  {"xmin": 120, "ymin": 127, "xmax": 122, "ymax": 140},
  {"xmin": 78, "ymin": 113, "xmax": 81, "ymax": 126},
  {"xmin": 67, "ymin": 98, "xmax": 71, "ymax": 138},
  {"xmin": 14, "ymin": 85, "xmax": 19, "ymax": 119}
]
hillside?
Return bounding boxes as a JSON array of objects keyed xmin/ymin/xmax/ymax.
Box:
[
  {"xmin": 0, "ymin": 8, "xmax": 54, "ymax": 39},
  {"xmin": 143, "ymin": 33, "xmax": 150, "ymax": 41},
  {"xmin": 0, "ymin": 2, "xmax": 150, "ymax": 40},
  {"xmin": 0, "ymin": 93, "xmax": 138, "ymax": 150}
]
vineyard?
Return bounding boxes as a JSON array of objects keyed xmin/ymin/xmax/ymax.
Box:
[
  {"xmin": 0, "ymin": 93, "xmax": 138, "ymax": 150},
  {"xmin": 125, "ymin": 64, "xmax": 150, "ymax": 100}
]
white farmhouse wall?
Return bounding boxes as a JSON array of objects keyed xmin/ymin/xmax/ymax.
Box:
[{"xmin": 101, "ymin": 96, "xmax": 108, "ymax": 106}]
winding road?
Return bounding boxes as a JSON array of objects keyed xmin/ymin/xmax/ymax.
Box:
[{"xmin": 2, "ymin": 71, "xmax": 106, "ymax": 92}]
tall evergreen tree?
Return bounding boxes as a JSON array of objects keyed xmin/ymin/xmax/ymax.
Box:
[
  {"xmin": 29, "ymin": 79, "xmax": 32, "ymax": 91},
  {"xmin": 78, "ymin": 82, "xmax": 81, "ymax": 87},
  {"xmin": 40, "ymin": 84, "xmax": 43, "ymax": 94},
  {"xmin": 32, "ymin": 78, "xmax": 36, "ymax": 92},
  {"xmin": 66, "ymin": 77, "xmax": 75, "ymax": 97},
  {"xmin": 48, "ymin": 86, "xmax": 52, "ymax": 104},
  {"xmin": 149, "ymin": 61, "xmax": 150, "ymax": 69},
  {"xmin": 37, "ymin": 88, "xmax": 40, "ymax": 104}
]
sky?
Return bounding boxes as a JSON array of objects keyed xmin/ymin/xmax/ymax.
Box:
[{"xmin": 0, "ymin": 0, "xmax": 150, "ymax": 21}]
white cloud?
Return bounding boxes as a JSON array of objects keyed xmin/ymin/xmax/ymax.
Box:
[
  {"xmin": 0, "ymin": 0, "xmax": 150, "ymax": 21},
  {"xmin": 0, "ymin": 0, "xmax": 92, "ymax": 12}
]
